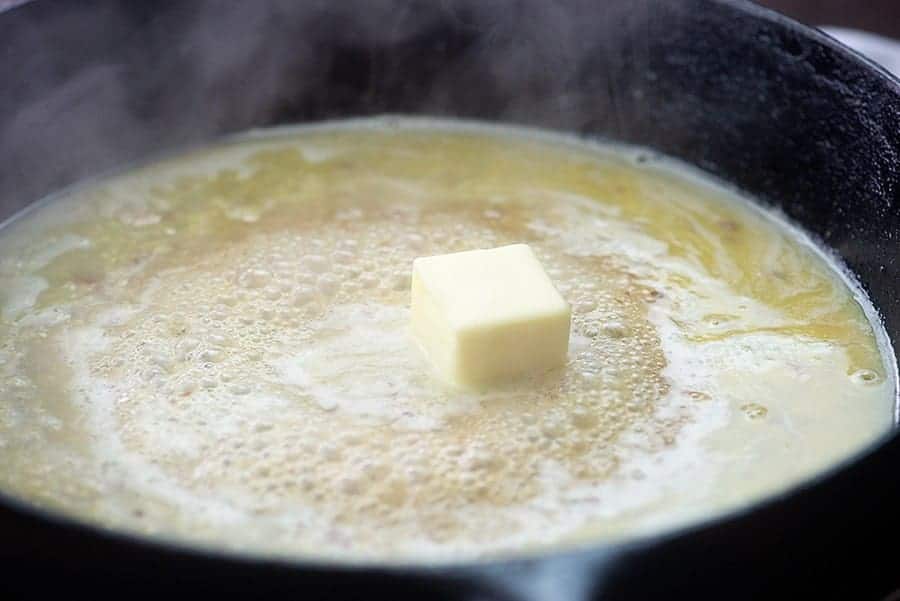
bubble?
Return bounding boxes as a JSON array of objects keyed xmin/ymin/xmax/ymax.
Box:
[
  {"xmin": 292, "ymin": 285, "xmax": 316, "ymax": 306},
  {"xmin": 391, "ymin": 272, "xmax": 410, "ymax": 291},
  {"xmin": 239, "ymin": 269, "xmax": 271, "ymax": 289},
  {"xmin": 740, "ymin": 403, "xmax": 768, "ymax": 420},
  {"xmin": 541, "ymin": 421, "xmax": 565, "ymax": 439},
  {"xmin": 230, "ymin": 383, "xmax": 252, "ymax": 395},
  {"xmin": 150, "ymin": 353, "xmax": 173, "ymax": 372},
  {"xmin": 339, "ymin": 476, "xmax": 363, "ymax": 494},
  {"xmin": 199, "ymin": 349, "xmax": 225, "ymax": 363},
  {"xmin": 333, "ymin": 250, "xmax": 354, "ymax": 264},
  {"xmin": 601, "ymin": 321, "xmax": 628, "ymax": 338},
  {"xmin": 317, "ymin": 397, "xmax": 338, "ymax": 412},
  {"xmin": 359, "ymin": 274, "xmax": 379, "ymax": 289},
  {"xmin": 850, "ymin": 369, "xmax": 880, "ymax": 385},
  {"xmin": 319, "ymin": 444, "xmax": 341, "ymax": 461},
  {"xmin": 179, "ymin": 340, "xmax": 201, "ymax": 362},
  {"xmin": 303, "ymin": 255, "xmax": 329, "ymax": 273},
  {"xmin": 119, "ymin": 210, "xmax": 161, "ymax": 227},
  {"xmin": 225, "ymin": 206, "xmax": 260, "ymax": 223},
  {"xmin": 575, "ymin": 299, "xmax": 596, "ymax": 313},
  {"xmin": 317, "ymin": 275, "xmax": 340, "ymax": 297},
  {"xmin": 140, "ymin": 368, "xmax": 164, "ymax": 383},
  {"xmin": 208, "ymin": 333, "xmax": 230, "ymax": 346},
  {"xmin": 336, "ymin": 208, "xmax": 363, "ymax": 221},
  {"xmin": 571, "ymin": 408, "xmax": 597, "ymax": 429}
]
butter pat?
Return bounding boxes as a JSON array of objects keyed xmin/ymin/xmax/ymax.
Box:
[{"xmin": 411, "ymin": 244, "xmax": 571, "ymax": 387}]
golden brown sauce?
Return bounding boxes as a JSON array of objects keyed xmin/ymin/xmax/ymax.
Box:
[{"xmin": 0, "ymin": 118, "xmax": 893, "ymax": 561}]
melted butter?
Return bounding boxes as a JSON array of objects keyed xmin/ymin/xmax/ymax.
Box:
[{"xmin": 0, "ymin": 118, "xmax": 893, "ymax": 562}]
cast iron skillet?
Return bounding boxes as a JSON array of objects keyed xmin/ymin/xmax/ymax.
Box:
[{"xmin": 1, "ymin": 0, "xmax": 899, "ymax": 598}]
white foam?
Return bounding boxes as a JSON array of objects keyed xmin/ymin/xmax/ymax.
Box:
[{"xmin": 273, "ymin": 303, "xmax": 478, "ymax": 426}]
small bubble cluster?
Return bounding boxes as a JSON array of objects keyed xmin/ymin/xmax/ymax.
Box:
[{"xmin": 49, "ymin": 174, "xmax": 678, "ymax": 557}]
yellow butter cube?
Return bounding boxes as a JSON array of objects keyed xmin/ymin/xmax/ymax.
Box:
[{"xmin": 410, "ymin": 244, "xmax": 571, "ymax": 387}]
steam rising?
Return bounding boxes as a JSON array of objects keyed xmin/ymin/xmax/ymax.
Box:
[
  {"xmin": 0, "ymin": 1, "xmax": 654, "ymax": 598},
  {"xmin": 0, "ymin": 0, "xmax": 657, "ymax": 222}
]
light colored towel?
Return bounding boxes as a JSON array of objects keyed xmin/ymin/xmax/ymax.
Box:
[{"xmin": 822, "ymin": 27, "xmax": 900, "ymax": 78}]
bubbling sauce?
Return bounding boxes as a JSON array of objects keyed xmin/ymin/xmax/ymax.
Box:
[{"xmin": 0, "ymin": 118, "xmax": 894, "ymax": 561}]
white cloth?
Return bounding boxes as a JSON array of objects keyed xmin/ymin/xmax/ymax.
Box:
[{"xmin": 822, "ymin": 26, "xmax": 900, "ymax": 78}]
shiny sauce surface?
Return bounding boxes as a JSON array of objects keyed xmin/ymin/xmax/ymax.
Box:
[{"xmin": 0, "ymin": 119, "xmax": 893, "ymax": 561}]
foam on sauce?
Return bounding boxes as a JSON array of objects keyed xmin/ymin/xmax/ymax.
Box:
[{"xmin": 0, "ymin": 118, "xmax": 894, "ymax": 561}]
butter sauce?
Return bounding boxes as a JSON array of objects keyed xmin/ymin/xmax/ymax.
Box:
[{"xmin": 0, "ymin": 118, "xmax": 893, "ymax": 561}]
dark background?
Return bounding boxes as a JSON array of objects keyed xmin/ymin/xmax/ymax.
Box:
[
  {"xmin": 760, "ymin": 0, "xmax": 900, "ymax": 38},
  {"xmin": 0, "ymin": 2, "xmax": 897, "ymax": 36},
  {"xmin": 1, "ymin": 1, "xmax": 899, "ymax": 38}
]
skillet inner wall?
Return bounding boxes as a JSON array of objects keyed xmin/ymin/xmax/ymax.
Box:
[{"xmin": 1, "ymin": 0, "xmax": 899, "ymax": 363}]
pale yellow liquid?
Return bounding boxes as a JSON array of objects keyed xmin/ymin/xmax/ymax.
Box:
[{"xmin": 0, "ymin": 118, "xmax": 893, "ymax": 561}]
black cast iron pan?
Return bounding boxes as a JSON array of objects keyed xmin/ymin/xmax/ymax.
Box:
[{"xmin": 1, "ymin": 0, "xmax": 899, "ymax": 598}]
